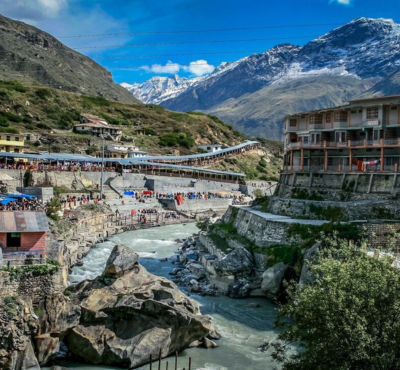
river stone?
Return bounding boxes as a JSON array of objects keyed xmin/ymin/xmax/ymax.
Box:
[
  {"xmin": 229, "ymin": 278, "xmax": 252, "ymax": 298},
  {"xmin": 102, "ymin": 244, "xmax": 139, "ymax": 278},
  {"xmin": 213, "ymin": 247, "xmax": 254, "ymax": 276},
  {"xmin": 64, "ymin": 244, "xmax": 215, "ymax": 368},
  {"xmin": 203, "ymin": 337, "xmax": 218, "ymax": 349},
  {"xmin": 261, "ymin": 262, "xmax": 288, "ymax": 298}
]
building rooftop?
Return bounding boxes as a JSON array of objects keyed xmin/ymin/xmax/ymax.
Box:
[{"xmin": 0, "ymin": 211, "xmax": 49, "ymax": 232}]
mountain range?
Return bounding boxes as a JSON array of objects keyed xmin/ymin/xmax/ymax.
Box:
[
  {"xmin": 122, "ymin": 18, "xmax": 400, "ymax": 139},
  {"xmin": 0, "ymin": 13, "xmax": 138, "ymax": 104}
]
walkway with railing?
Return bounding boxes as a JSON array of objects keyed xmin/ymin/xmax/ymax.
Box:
[{"xmin": 287, "ymin": 138, "xmax": 400, "ymax": 150}]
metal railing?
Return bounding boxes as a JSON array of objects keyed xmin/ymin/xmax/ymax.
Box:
[{"xmin": 287, "ymin": 139, "xmax": 400, "ymax": 150}]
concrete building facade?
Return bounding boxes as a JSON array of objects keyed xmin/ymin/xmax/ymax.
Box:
[{"xmin": 284, "ymin": 95, "xmax": 400, "ymax": 172}]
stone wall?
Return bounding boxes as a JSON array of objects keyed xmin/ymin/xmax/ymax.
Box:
[
  {"xmin": 1, "ymin": 169, "xmax": 118, "ymax": 192},
  {"xmin": 363, "ymin": 222, "xmax": 400, "ymax": 249},
  {"xmin": 221, "ymin": 207, "xmax": 299, "ymax": 247},
  {"xmin": 277, "ymin": 172, "xmax": 400, "ymax": 201},
  {"xmin": 159, "ymin": 198, "xmax": 232, "ymax": 213},
  {"xmin": 0, "ymin": 269, "xmax": 65, "ymax": 303},
  {"xmin": 16, "ymin": 187, "xmax": 54, "ymax": 203},
  {"xmin": 268, "ymin": 197, "xmax": 400, "ymax": 221}
]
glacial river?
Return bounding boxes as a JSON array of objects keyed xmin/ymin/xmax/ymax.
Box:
[{"xmin": 62, "ymin": 224, "xmax": 280, "ymax": 370}]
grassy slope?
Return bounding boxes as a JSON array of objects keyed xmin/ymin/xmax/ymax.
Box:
[{"xmin": 0, "ymin": 80, "xmax": 283, "ymax": 177}]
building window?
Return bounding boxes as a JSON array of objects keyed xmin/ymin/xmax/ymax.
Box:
[
  {"xmin": 15, "ymin": 137, "xmax": 19, "ymax": 141},
  {"xmin": 391, "ymin": 106, "xmax": 398, "ymax": 110},
  {"xmin": 289, "ymin": 119, "xmax": 297, "ymax": 127},
  {"xmin": 14, "ymin": 148, "xmax": 19, "ymax": 153},
  {"xmin": 310, "ymin": 114, "xmax": 323, "ymax": 124},
  {"xmin": 326, "ymin": 113, "xmax": 331, "ymax": 123},
  {"xmin": 6, "ymin": 136, "xmax": 10, "ymax": 141},
  {"xmin": 300, "ymin": 115, "xmax": 306, "ymax": 119},
  {"xmin": 7, "ymin": 233, "xmax": 21, "ymax": 248},
  {"xmin": 302, "ymin": 136, "xmax": 309, "ymax": 144},
  {"xmin": 335, "ymin": 131, "xmax": 346, "ymax": 143},
  {"xmin": 334, "ymin": 112, "xmax": 348, "ymax": 122},
  {"xmin": 367, "ymin": 107, "xmax": 379, "ymax": 120}
]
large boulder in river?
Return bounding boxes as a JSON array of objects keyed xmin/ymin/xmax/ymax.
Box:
[
  {"xmin": 102, "ymin": 244, "xmax": 140, "ymax": 278},
  {"xmin": 261, "ymin": 262, "xmax": 288, "ymax": 298},
  {"xmin": 212, "ymin": 247, "xmax": 254, "ymax": 276},
  {"xmin": 64, "ymin": 245, "xmax": 215, "ymax": 368}
]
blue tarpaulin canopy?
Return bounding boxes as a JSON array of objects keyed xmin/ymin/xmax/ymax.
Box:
[
  {"xmin": 7, "ymin": 193, "xmax": 36, "ymax": 199},
  {"xmin": 0, "ymin": 197, "xmax": 18, "ymax": 205}
]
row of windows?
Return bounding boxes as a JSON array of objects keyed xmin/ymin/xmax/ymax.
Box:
[
  {"xmin": 290, "ymin": 107, "xmax": 384, "ymax": 126},
  {"xmin": 0, "ymin": 135, "xmax": 20, "ymax": 141}
]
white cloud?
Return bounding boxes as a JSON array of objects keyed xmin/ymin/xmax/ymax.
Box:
[
  {"xmin": 184, "ymin": 60, "xmax": 215, "ymax": 76},
  {"xmin": 140, "ymin": 60, "xmax": 215, "ymax": 76},
  {"xmin": 1, "ymin": 0, "xmax": 68, "ymax": 20},
  {"xmin": 37, "ymin": 0, "xmax": 68, "ymax": 16},
  {"xmin": 329, "ymin": 0, "xmax": 353, "ymax": 6},
  {"xmin": 142, "ymin": 61, "xmax": 181, "ymax": 74}
]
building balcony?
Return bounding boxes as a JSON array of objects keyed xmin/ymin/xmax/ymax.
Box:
[
  {"xmin": 286, "ymin": 139, "xmax": 400, "ymax": 150},
  {"xmin": 0, "ymin": 140, "xmax": 24, "ymax": 147},
  {"xmin": 309, "ymin": 123, "xmax": 323, "ymax": 130},
  {"xmin": 332, "ymin": 121, "xmax": 348, "ymax": 129}
]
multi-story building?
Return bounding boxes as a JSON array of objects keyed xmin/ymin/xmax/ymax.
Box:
[
  {"xmin": 74, "ymin": 114, "xmax": 123, "ymax": 141},
  {"xmin": 0, "ymin": 133, "xmax": 25, "ymax": 154},
  {"xmin": 95, "ymin": 144, "xmax": 148, "ymax": 159},
  {"xmin": 284, "ymin": 95, "xmax": 400, "ymax": 172}
]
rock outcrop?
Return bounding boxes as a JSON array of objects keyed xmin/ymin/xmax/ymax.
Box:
[
  {"xmin": 261, "ymin": 262, "xmax": 288, "ymax": 299},
  {"xmin": 35, "ymin": 293, "xmax": 81, "ymax": 365},
  {"xmin": 64, "ymin": 245, "xmax": 216, "ymax": 368}
]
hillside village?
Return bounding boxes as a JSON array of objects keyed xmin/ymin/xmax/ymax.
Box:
[{"xmin": 1, "ymin": 7, "xmax": 400, "ymax": 370}]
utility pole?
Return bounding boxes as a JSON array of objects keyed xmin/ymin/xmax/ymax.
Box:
[{"xmin": 100, "ymin": 136, "xmax": 105, "ymax": 200}]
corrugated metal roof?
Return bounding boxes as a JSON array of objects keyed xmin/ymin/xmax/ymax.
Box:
[
  {"xmin": 0, "ymin": 212, "xmax": 49, "ymax": 232},
  {"xmin": 0, "ymin": 141, "xmax": 259, "ymax": 163},
  {"xmin": 126, "ymin": 161, "xmax": 246, "ymax": 177}
]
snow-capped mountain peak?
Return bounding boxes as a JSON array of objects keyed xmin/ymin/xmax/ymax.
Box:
[
  {"xmin": 122, "ymin": 17, "xmax": 400, "ymax": 106},
  {"xmin": 121, "ymin": 74, "xmax": 203, "ymax": 105}
]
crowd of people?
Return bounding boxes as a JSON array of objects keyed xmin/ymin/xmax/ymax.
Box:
[
  {"xmin": 0, "ymin": 197, "xmax": 45, "ymax": 212},
  {"xmin": 156, "ymin": 191, "xmax": 242, "ymax": 200},
  {"xmin": 0, "ymin": 163, "xmax": 121, "ymax": 173}
]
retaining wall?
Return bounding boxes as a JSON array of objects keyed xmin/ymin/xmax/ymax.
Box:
[
  {"xmin": 278, "ymin": 172, "xmax": 400, "ymax": 201},
  {"xmin": 268, "ymin": 197, "xmax": 400, "ymax": 221},
  {"xmin": 221, "ymin": 207, "xmax": 300, "ymax": 247},
  {"xmin": 0, "ymin": 269, "xmax": 65, "ymax": 303},
  {"xmin": 159, "ymin": 198, "xmax": 231, "ymax": 213}
]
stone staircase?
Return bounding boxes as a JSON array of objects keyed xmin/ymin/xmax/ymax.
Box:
[{"xmin": 102, "ymin": 184, "xmax": 120, "ymax": 200}]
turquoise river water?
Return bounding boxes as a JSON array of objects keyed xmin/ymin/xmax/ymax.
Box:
[{"xmin": 51, "ymin": 223, "xmax": 281, "ymax": 370}]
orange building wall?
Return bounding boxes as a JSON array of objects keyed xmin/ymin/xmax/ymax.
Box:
[
  {"xmin": 0, "ymin": 233, "xmax": 6, "ymax": 249},
  {"xmin": 0, "ymin": 232, "xmax": 46, "ymax": 257}
]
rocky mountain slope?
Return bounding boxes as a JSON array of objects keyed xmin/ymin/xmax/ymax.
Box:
[
  {"xmin": 0, "ymin": 79, "xmax": 283, "ymax": 179},
  {"xmin": 0, "ymin": 13, "xmax": 137, "ymax": 104},
  {"xmin": 125, "ymin": 18, "xmax": 400, "ymax": 139}
]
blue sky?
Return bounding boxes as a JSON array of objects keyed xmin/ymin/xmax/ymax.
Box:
[{"xmin": 1, "ymin": 0, "xmax": 399, "ymax": 84}]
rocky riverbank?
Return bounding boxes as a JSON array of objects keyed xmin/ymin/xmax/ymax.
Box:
[
  {"xmin": 0, "ymin": 244, "xmax": 218, "ymax": 369},
  {"xmin": 168, "ymin": 232, "xmax": 294, "ymax": 300}
]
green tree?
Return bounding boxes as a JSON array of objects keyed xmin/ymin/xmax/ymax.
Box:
[
  {"xmin": 270, "ymin": 235, "xmax": 400, "ymax": 370},
  {"xmin": 46, "ymin": 197, "xmax": 61, "ymax": 221}
]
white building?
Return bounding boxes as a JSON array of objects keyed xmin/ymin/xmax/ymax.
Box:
[
  {"xmin": 197, "ymin": 144, "xmax": 222, "ymax": 153},
  {"xmin": 74, "ymin": 114, "xmax": 122, "ymax": 141}
]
